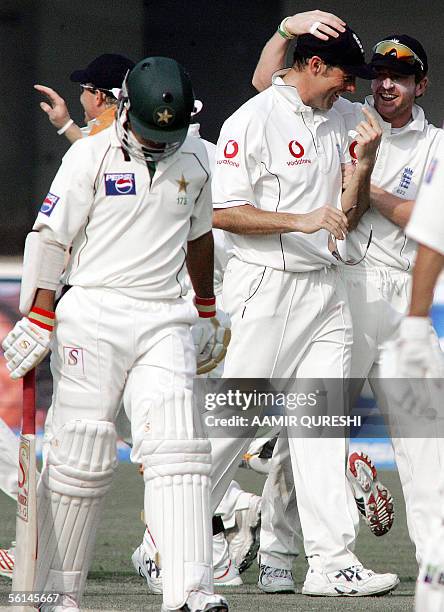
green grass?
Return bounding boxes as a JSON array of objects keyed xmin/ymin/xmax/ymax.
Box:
[{"xmin": 0, "ymin": 466, "xmax": 416, "ymax": 611}]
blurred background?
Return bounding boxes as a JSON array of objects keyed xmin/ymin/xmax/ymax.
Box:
[
  {"xmin": 0, "ymin": 1, "xmax": 443, "ymax": 465},
  {"xmin": 0, "ymin": 0, "xmax": 443, "ymax": 254}
]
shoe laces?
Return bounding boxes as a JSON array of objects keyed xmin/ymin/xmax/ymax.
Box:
[
  {"xmin": 262, "ymin": 565, "xmax": 292, "ymax": 579},
  {"xmin": 334, "ymin": 564, "xmax": 366, "ymax": 582}
]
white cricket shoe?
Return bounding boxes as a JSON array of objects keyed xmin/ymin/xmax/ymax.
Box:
[
  {"xmin": 302, "ymin": 563, "xmax": 399, "ymax": 596},
  {"xmin": 213, "ymin": 533, "xmax": 242, "ymax": 586},
  {"xmin": 131, "ymin": 543, "xmax": 162, "ymax": 594},
  {"xmin": 132, "ymin": 535, "xmax": 242, "ymax": 590},
  {"xmin": 40, "ymin": 594, "xmax": 79, "ymax": 611},
  {"xmin": 225, "ymin": 494, "xmax": 261, "ymax": 573},
  {"xmin": 161, "ymin": 591, "xmax": 229, "ymax": 611},
  {"xmin": 0, "ymin": 544, "xmax": 15, "ymax": 579},
  {"xmin": 257, "ymin": 564, "xmax": 296, "ymax": 593},
  {"xmin": 347, "ymin": 451, "xmax": 394, "ymax": 536}
]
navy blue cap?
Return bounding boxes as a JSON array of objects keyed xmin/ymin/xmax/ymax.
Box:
[{"xmin": 70, "ymin": 54, "xmax": 135, "ymax": 90}]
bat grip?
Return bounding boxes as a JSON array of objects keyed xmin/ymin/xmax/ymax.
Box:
[{"xmin": 22, "ymin": 369, "xmax": 36, "ymax": 435}]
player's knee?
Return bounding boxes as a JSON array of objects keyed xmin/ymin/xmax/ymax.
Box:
[
  {"xmin": 139, "ymin": 388, "xmax": 211, "ymax": 479},
  {"xmin": 41, "ymin": 419, "xmax": 118, "ymax": 497}
]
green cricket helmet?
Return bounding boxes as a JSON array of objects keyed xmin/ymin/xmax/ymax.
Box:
[{"xmin": 117, "ymin": 56, "xmax": 194, "ymax": 160}]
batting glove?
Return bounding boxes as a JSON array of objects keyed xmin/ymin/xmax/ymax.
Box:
[
  {"xmin": 192, "ymin": 296, "xmax": 231, "ymax": 375},
  {"xmin": 397, "ymin": 317, "xmax": 444, "ymax": 378},
  {"xmin": 2, "ymin": 307, "xmax": 54, "ymax": 379}
]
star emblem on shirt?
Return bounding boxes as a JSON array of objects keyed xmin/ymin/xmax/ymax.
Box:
[
  {"xmin": 157, "ymin": 108, "xmax": 173, "ymax": 124},
  {"xmin": 176, "ymin": 174, "xmax": 189, "ymax": 193}
]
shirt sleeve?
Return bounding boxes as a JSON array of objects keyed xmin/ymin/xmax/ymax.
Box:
[
  {"xmin": 33, "ymin": 139, "xmax": 95, "ymax": 245},
  {"xmin": 337, "ymin": 113, "xmax": 352, "ymax": 165},
  {"xmin": 188, "ymin": 172, "xmax": 213, "ymax": 240},
  {"xmin": 212, "ymin": 109, "xmax": 262, "ymax": 209},
  {"xmin": 406, "ymin": 135, "xmax": 444, "ymax": 255}
]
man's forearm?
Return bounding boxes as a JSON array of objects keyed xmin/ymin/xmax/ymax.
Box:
[
  {"xmin": 214, "ymin": 205, "xmax": 302, "ymax": 235},
  {"xmin": 371, "ymin": 185, "xmax": 414, "ymax": 229},
  {"xmin": 186, "ymin": 231, "xmax": 215, "ymax": 298},
  {"xmin": 64, "ymin": 123, "xmax": 83, "ymax": 144},
  {"xmin": 341, "ymin": 162, "xmax": 372, "ymax": 230},
  {"xmin": 252, "ymin": 32, "xmax": 289, "ymax": 92},
  {"xmin": 33, "ymin": 288, "xmax": 56, "ymax": 312},
  {"xmin": 410, "ymin": 244, "xmax": 444, "ymax": 317}
]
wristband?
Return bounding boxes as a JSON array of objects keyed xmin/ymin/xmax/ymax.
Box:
[
  {"xmin": 28, "ymin": 307, "xmax": 55, "ymax": 332},
  {"xmin": 194, "ymin": 296, "xmax": 216, "ymax": 318},
  {"xmin": 57, "ymin": 118, "xmax": 74, "ymax": 135},
  {"xmin": 277, "ymin": 17, "xmax": 296, "ymax": 40}
]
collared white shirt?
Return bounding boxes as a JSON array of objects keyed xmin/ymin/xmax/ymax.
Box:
[
  {"xmin": 34, "ymin": 123, "xmax": 212, "ymax": 300},
  {"xmin": 407, "ymin": 136, "xmax": 444, "ymax": 256},
  {"xmin": 212, "ymin": 70, "xmax": 350, "ymax": 272},
  {"xmin": 335, "ymin": 96, "xmax": 443, "ymax": 271}
]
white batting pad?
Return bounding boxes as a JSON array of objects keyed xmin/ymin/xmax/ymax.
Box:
[
  {"xmin": 35, "ymin": 420, "xmax": 117, "ymax": 600},
  {"xmin": 141, "ymin": 388, "xmax": 212, "ymax": 610}
]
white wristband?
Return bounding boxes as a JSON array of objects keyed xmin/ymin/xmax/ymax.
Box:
[{"xmin": 57, "ymin": 118, "xmax": 74, "ymax": 135}]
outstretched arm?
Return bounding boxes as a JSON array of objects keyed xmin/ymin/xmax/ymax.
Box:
[
  {"xmin": 34, "ymin": 84, "xmax": 83, "ymax": 144},
  {"xmin": 252, "ymin": 10, "xmax": 346, "ymax": 91}
]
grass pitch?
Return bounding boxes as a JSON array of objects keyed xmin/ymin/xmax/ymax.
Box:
[{"xmin": 0, "ymin": 465, "xmax": 416, "ymax": 611}]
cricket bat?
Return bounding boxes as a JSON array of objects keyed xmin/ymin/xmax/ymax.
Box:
[{"xmin": 11, "ymin": 369, "xmax": 37, "ymax": 611}]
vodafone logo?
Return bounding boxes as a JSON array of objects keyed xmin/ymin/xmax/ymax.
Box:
[
  {"xmin": 224, "ymin": 140, "xmax": 239, "ymax": 159},
  {"xmin": 115, "ymin": 176, "xmax": 134, "ymax": 194},
  {"xmin": 349, "ymin": 140, "xmax": 358, "ymax": 160},
  {"xmin": 288, "ymin": 140, "xmax": 304, "ymax": 159}
]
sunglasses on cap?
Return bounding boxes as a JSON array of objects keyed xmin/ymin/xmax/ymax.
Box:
[
  {"xmin": 80, "ymin": 84, "xmax": 118, "ymax": 98},
  {"xmin": 372, "ymin": 40, "xmax": 424, "ymax": 72}
]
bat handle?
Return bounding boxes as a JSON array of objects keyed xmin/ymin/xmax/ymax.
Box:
[{"xmin": 22, "ymin": 369, "xmax": 36, "ymax": 436}]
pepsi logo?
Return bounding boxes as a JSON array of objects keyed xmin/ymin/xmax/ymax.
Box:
[
  {"xmin": 349, "ymin": 141, "xmax": 358, "ymax": 160},
  {"xmin": 40, "ymin": 192, "xmax": 60, "ymax": 217},
  {"xmin": 224, "ymin": 140, "xmax": 239, "ymax": 159},
  {"xmin": 115, "ymin": 176, "xmax": 134, "ymax": 194},
  {"xmin": 288, "ymin": 140, "xmax": 304, "ymax": 159}
]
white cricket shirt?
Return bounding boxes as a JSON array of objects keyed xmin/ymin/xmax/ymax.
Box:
[
  {"xmin": 335, "ymin": 96, "xmax": 442, "ymax": 271},
  {"xmin": 407, "ymin": 136, "xmax": 444, "ymax": 256},
  {"xmin": 33, "ymin": 123, "xmax": 213, "ymax": 300},
  {"xmin": 212, "ymin": 71, "xmax": 350, "ymax": 272}
]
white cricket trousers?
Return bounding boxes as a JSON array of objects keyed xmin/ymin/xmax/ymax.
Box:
[
  {"xmin": 342, "ymin": 266, "xmax": 444, "ymax": 564},
  {"xmin": 0, "ymin": 418, "xmax": 19, "ymax": 500},
  {"xmin": 208, "ymin": 258, "xmax": 360, "ymax": 572},
  {"xmin": 38, "ymin": 286, "xmax": 212, "ymax": 606}
]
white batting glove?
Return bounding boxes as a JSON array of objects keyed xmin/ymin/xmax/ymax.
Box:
[
  {"xmin": 192, "ymin": 310, "xmax": 231, "ymax": 375},
  {"xmin": 2, "ymin": 308, "xmax": 55, "ymax": 379},
  {"xmin": 396, "ymin": 317, "xmax": 444, "ymax": 378}
]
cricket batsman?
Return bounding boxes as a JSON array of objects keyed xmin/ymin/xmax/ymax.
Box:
[{"xmin": 2, "ymin": 57, "xmax": 228, "ymax": 612}]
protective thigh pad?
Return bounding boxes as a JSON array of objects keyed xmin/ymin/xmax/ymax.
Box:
[
  {"xmin": 35, "ymin": 420, "xmax": 117, "ymax": 599},
  {"xmin": 141, "ymin": 388, "xmax": 212, "ymax": 610}
]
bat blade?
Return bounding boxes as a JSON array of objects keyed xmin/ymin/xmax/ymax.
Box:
[{"xmin": 11, "ymin": 370, "xmax": 37, "ymax": 611}]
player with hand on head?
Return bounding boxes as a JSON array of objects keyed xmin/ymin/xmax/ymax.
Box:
[
  {"xmin": 35, "ymin": 53, "xmax": 135, "ymax": 143},
  {"xmin": 252, "ymin": 13, "xmax": 443, "ymax": 584},
  {"xmin": 2, "ymin": 56, "xmax": 227, "ymax": 612},
  {"xmin": 207, "ymin": 22, "xmax": 400, "ymax": 598}
]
